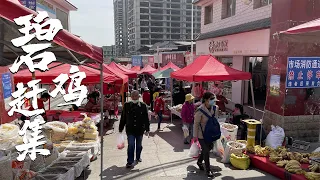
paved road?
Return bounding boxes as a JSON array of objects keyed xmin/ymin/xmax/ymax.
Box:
[{"xmin": 85, "ymin": 118, "xmax": 279, "ymax": 180}]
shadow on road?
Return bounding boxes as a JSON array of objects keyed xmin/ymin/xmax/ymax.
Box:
[{"xmin": 101, "ymin": 158, "xmax": 194, "ymax": 180}]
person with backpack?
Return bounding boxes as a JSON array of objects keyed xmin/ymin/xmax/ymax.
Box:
[{"xmin": 193, "ymin": 92, "xmax": 220, "ymax": 177}]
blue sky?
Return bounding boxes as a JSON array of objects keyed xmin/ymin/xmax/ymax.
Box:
[{"xmin": 69, "ymin": 0, "xmax": 114, "ymax": 46}]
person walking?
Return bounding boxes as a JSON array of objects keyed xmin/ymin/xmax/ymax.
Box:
[
  {"xmin": 140, "ymin": 78, "xmax": 147, "ymax": 94},
  {"xmin": 154, "ymin": 92, "xmax": 165, "ymax": 131},
  {"xmin": 193, "ymin": 92, "xmax": 220, "ymax": 177},
  {"xmin": 181, "ymin": 94, "xmax": 195, "ymax": 144},
  {"xmin": 119, "ymin": 90, "xmax": 150, "ymax": 168}
]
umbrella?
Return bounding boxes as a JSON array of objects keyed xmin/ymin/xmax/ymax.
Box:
[{"xmin": 152, "ymin": 68, "xmax": 174, "ymax": 79}]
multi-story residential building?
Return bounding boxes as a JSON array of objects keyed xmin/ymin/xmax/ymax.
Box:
[
  {"xmin": 102, "ymin": 45, "xmax": 116, "ymax": 62},
  {"xmin": 195, "ymin": 0, "xmax": 320, "ymax": 142},
  {"xmin": 126, "ymin": 0, "xmax": 201, "ymax": 55},
  {"xmin": 20, "ymin": 0, "xmax": 77, "ymax": 30},
  {"xmin": 113, "ymin": 0, "xmax": 129, "ymax": 57}
]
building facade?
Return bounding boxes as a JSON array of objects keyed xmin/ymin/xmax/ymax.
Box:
[
  {"xmin": 102, "ymin": 45, "xmax": 116, "ymax": 63},
  {"xmin": 195, "ymin": 0, "xmax": 320, "ymax": 142},
  {"xmin": 113, "ymin": 0, "xmax": 129, "ymax": 57},
  {"xmin": 126, "ymin": 0, "xmax": 201, "ymax": 55},
  {"xmin": 20, "ymin": 0, "xmax": 77, "ymax": 30}
]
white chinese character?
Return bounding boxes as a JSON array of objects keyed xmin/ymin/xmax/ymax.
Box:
[
  {"xmin": 306, "ymin": 60, "xmax": 312, "ymax": 68},
  {"xmin": 288, "ymin": 60, "xmax": 294, "ymax": 69},
  {"xmin": 294, "ymin": 60, "xmax": 300, "ymax": 68},
  {"xmin": 11, "ymin": 14, "xmax": 35, "ymax": 47},
  {"xmin": 312, "ymin": 60, "xmax": 318, "ymax": 68},
  {"xmin": 294, "ymin": 82, "xmax": 298, "ymax": 86},
  {"xmin": 300, "ymin": 81, "xmax": 304, "ymax": 86},
  {"xmin": 54, "ymin": 66, "xmax": 88, "ymax": 107},
  {"xmin": 49, "ymin": 73, "xmax": 69, "ymax": 97},
  {"xmin": 306, "ymin": 81, "xmax": 310, "ymax": 86},
  {"xmin": 288, "ymin": 81, "xmax": 292, "ymax": 87},
  {"xmin": 15, "ymin": 115, "xmax": 50, "ymax": 161},
  {"xmin": 8, "ymin": 80, "xmax": 46, "ymax": 117},
  {"xmin": 312, "ymin": 81, "xmax": 315, "ymax": 86},
  {"xmin": 9, "ymin": 43, "xmax": 56, "ymax": 73},
  {"xmin": 11, "ymin": 12, "xmax": 62, "ymax": 47},
  {"xmin": 300, "ymin": 60, "xmax": 306, "ymax": 69},
  {"xmin": 32, "ymin": 11, "xmax": 63, "ymax": 41}
]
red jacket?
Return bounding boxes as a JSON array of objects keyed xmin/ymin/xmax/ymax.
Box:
[
  {"xmin": 154, "ymin": 97, "xmax": 165, "ymax": 113},
  {"xmin": 142, "ymin": 92, "xmax": 150, "ymax": 105}
]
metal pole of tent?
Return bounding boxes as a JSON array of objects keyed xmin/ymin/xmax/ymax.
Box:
[
  {"xmin": 250, "ymin": 79, "xmax": 262, "ymax": 145},
  {"xmin": 170, "ymin": 78, "xmax": 173, "ymax": 124},
  {"xmin": 99, "ymin": 63, "xmax": 104, "ymax": 179}
]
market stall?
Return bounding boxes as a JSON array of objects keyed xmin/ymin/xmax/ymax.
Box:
[
  {"xmin": 138, "ymin": 65, "xmax": 157, "ymax": 75},
  {"xmin": 130, "ymin": 66, "xmax": 141, "ymax": 72}
]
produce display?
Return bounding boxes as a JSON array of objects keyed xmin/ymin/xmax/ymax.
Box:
[
  {"xmin": 284, "ymin": 160, "xmax": 304, "ymax": 174},
  {"xmin": 65, "ymin": 114, "xmax": 98, "ymax": 141},
  {"xmin": 254, "ymin": 145, "xmax": 272, "ymax": 157},
  {"xmin": 305, "ymin": 172, "xmax": 320, "ymax": 180},
  {"xmin": 309, "ymin": 162, "xmax": 320, "ymax": 172}
]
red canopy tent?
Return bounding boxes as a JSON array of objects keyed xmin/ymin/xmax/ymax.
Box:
[
  {"xmin": 138, "ymin": 65, "xmax": 157, "ymax": 75},
  {"xmin": 171, "ymin": 55, "xmax": 256, "ymax": 117},
  {"xmin": 171, "ymin": 55, "xmax": 251, "ymax": 81},
  {"xmin": 108, "ymin": 62, "xmax": 137, "ymax": 78},
  {"xmin": 160, "ymin": 62, "xmax": 181, "ymax": 71},
  {"xmin": 0, "ymin": 0, "xmax": 103, "ymax": 63},
  {"xmin": 131, "ymin": 66, "xmax": 141, "ymax": 71},
  {"xmin": 13, "ymin": 63, "xmax": 119, "ymax": 84},
  {"xmin": 278, "ymin": 18, "xmax": 320, "ymax": 43}
]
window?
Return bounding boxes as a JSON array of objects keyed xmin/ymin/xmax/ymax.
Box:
[
  {"xmin": 151, "ymin": 15, "xmax": 163, "ymax": 20},
  {"xmin": 204, "ymin": 5, "xmax": 213, "ymax": 24},
  {"xmin": 150, "ymin": 2, "xmax": 162, "ymax": 8},
  {"xmin": 222, "ymin": 0, "xmax": 236, "ymax": 19},
  {"xmin": 171, "ymin": 4, "xmax": 180, "ymax": 9},
  {"xmin": 141, "ymin": 40, "xmax": 150, "ymax": 45},
  {"xmin": 140, "ymin": 8, "xmax": 149, "ymax": 13},
  {"xmin": 140, "ymin": 27, "xmax": 149, "ymax": 32},
  {"xmin": 141, "ymin": 21, "xmax": 149, "ymax": 26},
  {"xmin": 140, "ymin": 15, "xmax": 149, "ymax": 20},
  {"xmin": 171, "ymin": 34, "xmax": 180, "ymax": 39},
  {"xmin": 140, "ymin": 2, "xmax": 149, "ymax": 7},
  {"xmin": 171, "ymin": 16, "xmax": 180, "ymax": 21},
  {"xmin": 253, "ymin": 0, "xmax": 272, "ymax": 9},
  {"xmin": 151, "ymin": 9, "xmax": 163, "ymax": 14},
  {"xmin": 171, "ymin": 28, "xmax": 180, "ymax": 33},
  {"xmin": 151, "ymin": 34, "xmax": 163, "ymax": 39}
]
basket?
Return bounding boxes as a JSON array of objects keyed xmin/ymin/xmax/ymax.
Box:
[
  {"xmin": 230, "ymin": 153, "xmax": 250, "ymax": 170},
  {"xmin": 44, "ymin": 122, "xmax": 68, "ymax": 142}
]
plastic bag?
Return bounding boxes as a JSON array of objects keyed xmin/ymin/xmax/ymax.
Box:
[
  {"xmin": 213, "ymin": 137, "xmax": 225, "ymax": 158},
  {"xmin": 265, "ymin": 125, "xmax": 285, "ymax": 149},
  {"xmin": 182, "ymin": 125, "xmax": 189, "ymax": 138},
  {"xmin": 221, "ymin": 141, "xmax": 246, "ymax": 163},
  {"xmin": 15, "ymin": 169, "xmax": 36, "ymax": 180},
  {"xmin": 220, "ymin": 123, "xmax": 238, "ymax": 142},
  {"xmin": 117, "ymin": 134, "xmax": 125, "ymax": 150},
  {"xmin": 188, "ymin": 139, "xmax": 201, "ymax": 159},
  {"xmin": 230, "ymin": 153, "xmax": 250, "ymax": 170}
]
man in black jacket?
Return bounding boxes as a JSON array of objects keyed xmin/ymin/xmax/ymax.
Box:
[{"xmin": 119, "ymin": 90, "xmax": 150, "ymax": 168}]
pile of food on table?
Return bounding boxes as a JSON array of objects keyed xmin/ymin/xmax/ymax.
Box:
[
  {"xmin": 0, "ymin": 114, "xmax": 100, "ymax": 180},
  {"xmin": 212, "ymin": 121, "xmax": 320, "ymax": 180}
]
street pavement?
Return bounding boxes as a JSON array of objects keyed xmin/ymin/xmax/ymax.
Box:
[{"xmin": 85, "ymin": 118, "xmax": 279, "ymax": 180}]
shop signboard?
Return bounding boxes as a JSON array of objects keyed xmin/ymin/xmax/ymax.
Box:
[
  {"xmin": 162, "ymin": 53, "xmax": 185, "ymax": 68},
  {"xmin": 132, "ymin": 56, "xmax": 143, "ymax": 67},
  {"xmin": 36, "ymin": 0, "xmax": 56, "ymax": 18},
  {"xmin": 19, "ymin": 0, "xmax": 37, "ymax": 11},
  {"xmin": 286, "ymin": 57, "xmax": 320, "ymax": 88},
  {"xmin": 209, "ymin": 40, "xmax": 228, "ymax": 53},
  {"xmin": 2, "ymin": 72, "xmax": 12, "ymax": 110}
]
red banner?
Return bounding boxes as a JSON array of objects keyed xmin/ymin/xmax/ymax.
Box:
[{"xmin": 162, "ymin": 53, "xmax": 185, "ymax": 68}]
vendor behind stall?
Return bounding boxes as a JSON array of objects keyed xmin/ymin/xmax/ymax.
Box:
[
  {"xmin": 142, "ymin": 88, "xmax": 151, "ymax": 106},
  {"xmin": 23, "ymin": 93, "xmax": 51, "ymax": 121}
]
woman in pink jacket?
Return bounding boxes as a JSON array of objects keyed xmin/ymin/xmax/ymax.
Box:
[{"xmin": 181, "ymin": 94, "xmax": 195, "ymax": 144}]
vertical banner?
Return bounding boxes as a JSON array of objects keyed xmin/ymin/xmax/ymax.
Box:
[
  {"xmin": 270, "ymin": 74, "xmax": 280, "ymax": 96},
  {"xmin": 286, "ymin": 57, "xmax": 320, "ymax": 88},
  {"xmin": 1, "ymin": 72, "xmax": 12, "ymax": 111}
]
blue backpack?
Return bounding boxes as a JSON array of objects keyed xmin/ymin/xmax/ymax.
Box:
[{"xmin": 199, "ymin": 107, "xmax": 221, "ymax": 143}]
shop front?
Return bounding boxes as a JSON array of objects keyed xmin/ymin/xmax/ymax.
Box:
[{"xmin": 196, "ymin": 29, "xmax": 270, "ymax": 118}]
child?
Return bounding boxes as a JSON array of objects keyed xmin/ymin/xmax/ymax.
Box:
[{"xmin": 154, "ymin": 92, "xmax": 165, "ymax": 130}]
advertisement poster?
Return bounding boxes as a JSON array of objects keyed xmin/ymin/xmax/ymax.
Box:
[
  {"xmin": 270, "ymin": 74, "xmax": 280, "ymax": 96},
  {"xmin": 286, "ymin": 57, "xmax": 320, "ymax": 88},
  {"xmin": 19, "ymin": 0, "xmax": 37, "ymax": 11},
  {"xmin": 162, "ymin": 53, "xmax": 185, "ymax": 68},
  {"xmin": 132, "ymin": 55, "xmax": 143, "ymax": 67},
  {"xmin": 2, "ymin": 72, "xmax": 12, "ymax": 110}
]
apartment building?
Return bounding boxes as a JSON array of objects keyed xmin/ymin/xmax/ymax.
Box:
[
  {"xmin": 20, "ymin": 0, "xmax": 77, "ymax": 30},
  {"xmin": 102, "ymin": 45, "xmax": 116, "ymax": 63},
  {"xmin": 113, "ymin": 0, "xmax": 129, "ymax": 57},
  {"xmin": 126, "ymin": 0, "xmax": 202, "ymax": 55}
]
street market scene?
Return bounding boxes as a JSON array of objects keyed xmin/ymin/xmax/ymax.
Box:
[{"xmin": 0, "ymin": 0, "xmax": 320, "ymax": 180}]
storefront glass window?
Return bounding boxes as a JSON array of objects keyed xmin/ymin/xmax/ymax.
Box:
[
  {"xmin": 247, "ymin": 57, "xmax": 268, "ymax": 110},
  {"xmin": 218, "ymin": 57, "xmax": 233, "ymax": 100}
]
